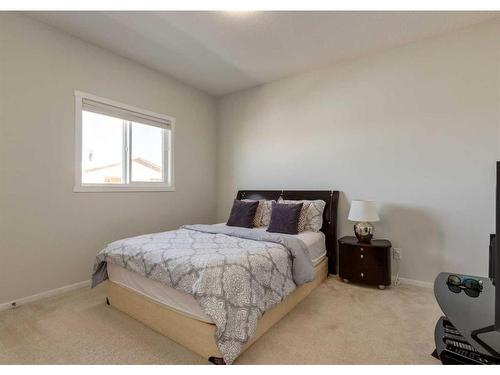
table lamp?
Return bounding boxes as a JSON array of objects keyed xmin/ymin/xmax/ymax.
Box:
[{"xmin": 348, "ymin": 200, "xmax": 380, "ymax": 243}]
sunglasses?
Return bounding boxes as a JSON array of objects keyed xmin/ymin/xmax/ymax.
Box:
[{"xmin": 447, "ymin": 275, "xmax": 483, "ymax": 298}]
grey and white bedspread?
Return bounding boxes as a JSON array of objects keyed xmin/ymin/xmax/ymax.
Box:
[{"xmin": 92, "ymin": 224, "xmax": 314, "ymax": 364}]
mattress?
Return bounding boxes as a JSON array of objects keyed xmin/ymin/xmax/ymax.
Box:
[{"xmin": 107, "ymin": 227, "xmax": 326, "ymax": 323}]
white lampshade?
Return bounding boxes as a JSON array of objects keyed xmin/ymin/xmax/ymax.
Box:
[{"xmin": 348, "ymin": 200, "xmax": 380, "ymax": 222}]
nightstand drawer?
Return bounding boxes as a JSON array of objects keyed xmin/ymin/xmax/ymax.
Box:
[
  {"xmin": 340, "ymin": 265, "xmax": 384, "ymax": 284},
  {"xmin": 340, "ymin": 244, "xmax": 385, "ymax": 266}
]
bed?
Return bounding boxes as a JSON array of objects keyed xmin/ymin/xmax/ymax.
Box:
[{"xmin": 93, "ymin": 190, "xmax": 339, "ymax": 364}]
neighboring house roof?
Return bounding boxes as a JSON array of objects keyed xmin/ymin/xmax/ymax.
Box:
[
  {"xmin": 133, "ymin": 157, "xmax": 161, "ymax": 173},
  {"xmin": 84, "ymin": 157, "xmax": 161, "ymax": 173},
  {"xmin": 84, "ymin": 162, "xmax": 121, "ymax": 173}
]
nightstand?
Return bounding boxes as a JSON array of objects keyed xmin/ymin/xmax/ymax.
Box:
[{"xmin": 338, "ymin": 236, "xmax": 392, "ymax": 289}]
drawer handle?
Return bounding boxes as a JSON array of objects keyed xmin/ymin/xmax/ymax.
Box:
[
  {"xmin": 361, "ymin": 272, "xmax": 364, "ymax": 278},
  {"xmin": 360, "ymin": 254, "xmax": 364, "ymax": 259},
  {"xmin": 360, "ymin": 248, "xmax": 364, "ymax": 252}
]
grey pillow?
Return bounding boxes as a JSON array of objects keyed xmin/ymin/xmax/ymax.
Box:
[
  {"xmin": 267, "ymin": 202, "xmax": 303, "ymax": 235},
  {"xmin": 227, "ymin": 199, "xmax": 259, "ymax": 228}
]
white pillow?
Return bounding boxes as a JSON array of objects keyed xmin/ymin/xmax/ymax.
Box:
[{"xmin": 278, "ymin": 198, "xmax": 326, "ymax": 232}]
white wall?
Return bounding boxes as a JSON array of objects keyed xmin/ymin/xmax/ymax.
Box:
[
  {"xmin": 217, "ymin": 20, "xmax": 500, "ymax": 283},
  {"xmin": 0, "ymin": 13, "xmax": 217, "ymax": 304},
  {"xmin": 1, "ymin": 14, "xmax": 499, "ymax": 304}
]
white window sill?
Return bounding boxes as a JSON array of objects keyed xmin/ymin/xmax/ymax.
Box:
[{"xmin": 73, "ymin": 184, "xmax": 175, "ymax": 193}]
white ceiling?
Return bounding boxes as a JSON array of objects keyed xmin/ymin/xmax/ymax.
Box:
[{"xmin": 28, "ymin": 11, "xmax": 499, "ymax": 96}]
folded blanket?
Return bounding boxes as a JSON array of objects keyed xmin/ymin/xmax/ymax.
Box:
[{"xmin": 92, "ymin": 224, "xmax": 314, "ymax": 364}]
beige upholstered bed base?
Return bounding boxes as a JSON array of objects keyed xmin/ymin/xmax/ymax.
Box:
[{"xmin": 106, "ymin": 257, "xmax": 328, "ymax": 363}]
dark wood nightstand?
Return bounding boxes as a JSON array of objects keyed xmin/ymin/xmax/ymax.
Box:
[{"xmin": 338, "ymin": 236, "xmax": 392, "ymax": 289}]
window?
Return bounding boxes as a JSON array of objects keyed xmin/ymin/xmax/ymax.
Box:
[{"xmin": 74, "ymin": 91, "xmax": 175, "ymax": 192}]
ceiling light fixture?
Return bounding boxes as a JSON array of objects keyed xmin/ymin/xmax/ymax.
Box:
[{"xmin": 223, "ymin": 10, "xmax": 258, "ymax": 15}]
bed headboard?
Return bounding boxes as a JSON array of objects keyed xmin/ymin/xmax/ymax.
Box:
[{"xmin": 236, "ymin": 190, "xmax": 340, "ymax": 275}]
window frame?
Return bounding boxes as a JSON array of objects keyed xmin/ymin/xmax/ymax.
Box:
[{"xmin": 74, "ymin": 90, "xmax": 175, "ymax": 192}]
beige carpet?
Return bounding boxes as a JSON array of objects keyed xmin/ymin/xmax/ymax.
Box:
[{"xmin": 0, "ymin": 277, "xmax": 442, "ymax": 364}]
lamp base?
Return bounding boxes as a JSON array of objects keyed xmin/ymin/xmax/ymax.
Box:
[{"xmin": 354, "ymin": 222, "xmax": 374, "ymax": 243}]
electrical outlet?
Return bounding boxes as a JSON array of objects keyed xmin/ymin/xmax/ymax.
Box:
[{"xmin": 393, "ymin": 248, "xmax": 402, "ymax": 261}]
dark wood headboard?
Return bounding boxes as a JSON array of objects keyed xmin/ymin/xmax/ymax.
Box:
[{"xmin": 236, "ymin": 190, "xmax": 340, "ymax": 275}]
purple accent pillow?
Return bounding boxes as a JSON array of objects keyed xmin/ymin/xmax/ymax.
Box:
[
  {"xmin": 267, "ymin": 201, "xmax": 304, "ymax": 235},
  {"xmin": 227, "ymin": 199, "xmax": 259, "ymax": 228}
]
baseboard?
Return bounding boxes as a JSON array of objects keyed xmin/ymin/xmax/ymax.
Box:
[
  {"xmin": 394, "ymin": 276, "xmax": 433, "ymax": 289},
  {"xmin": 0, "ymin": 275, "xmax": 432, "ymax": 313},
  {"xmin": 0, "ymin": 279, "xmax": 91, "ymax": 312},
  {"xmin": 332, "ymin": 274, "xmax": 433, "ymax": 289}
]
